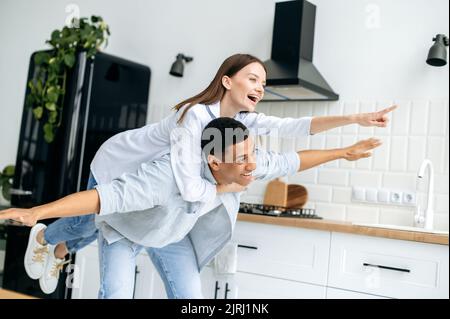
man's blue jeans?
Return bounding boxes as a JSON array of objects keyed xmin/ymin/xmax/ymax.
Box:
[{"xmin": 98, "ymin": 230, "xmax": 203, "ymax": 299}]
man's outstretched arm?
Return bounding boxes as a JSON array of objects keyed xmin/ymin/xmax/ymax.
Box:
[{"xmin": 298, "ymin": 138, "xmax": 381, "ymax": 171}]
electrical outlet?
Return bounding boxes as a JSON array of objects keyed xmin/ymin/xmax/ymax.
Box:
[
  {"xmin": 402, "ymin": 191, "xmax": 416, "ymax": 206},
  {"xmin": 390, "ymin": 191, "xmax": 402, "ymax": 204}
]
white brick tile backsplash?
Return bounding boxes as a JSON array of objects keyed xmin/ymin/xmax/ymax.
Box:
[
  {"xmin": 434, "ymin": 174, "xmax": 449, "ymax": 194},
  {"xmin": 433, "ymin": 213, "xmax": 449, "ymax": 231},
  {"xmin": 378, "ymin": 208, "xmax": 415, "ymax": 226},
  {"xmin": 332, "ymin": 187, "xmax": 352, "ymax": 203},
  {"xmin": 428, "ymin": 100, "xmax": 447, "ymax": 136},
  {"xmin": 358, "ymin": 101, "xmax": 375, "ymax": 136},
  {"xmin": 342, "ymin": 101, "xmax": 359, "ymax": 134},
  {"xmin": 312, "ymin": 102, "xmax": 328, "ymax": 117},
  {"xmin": 391, "ymin": 100, "xmax": 410, "ymax": 135},
  {"xmin": 350, "ymin": 171, "xmax": 382, "ymax": 188},
  {"xmin": 318, "ymin": 169, "xmax": 349, "ymax": 186},
  {"xmin": 346, "ymin": 205, "xmax": 379, "ymax": 224},
  {"xmin": 315, "ymin": 203, "xmax": 346, "ymax": 221},
  {"xmin": 382, "ymin": 173, "xmax": 416, "ymax": 190},
  {"xmin": 409, "ymin": 100, "xmax": 429, "ymax": 135},
  {"xmin": 427, "ymin": 137, "xmax": 446, "ymax": 174},
  {"xmin": 296, "ymin": 102, "xmax": 313, "ymax": 118},
  {"xmin": 407, "ymin": 137, "xmax": 427, "ymax": 172},
  {"xmin": 372, "ymin": 137, "xmax": 390, "ymax": 171},
  {"xmin": 310, "ymin": 135, "xmax": 325, "ymax": 150},
  {"xmin": 390, "ymin": 137, "xmax": 408, "ymax": 171},
  {"xmin": 304, "ymin": 184, "xmax": 333, "ymax": 202},
  {"xmin": 241, "ymin": 99, "xmax": 448, "ymax": 228},
  {"xmin": 289, "ymin": 168, "xmax": 317, "ymax": 184},
  {"xmin": 435, "ymin": 194, "xmax": 449, "ymax": 213}
]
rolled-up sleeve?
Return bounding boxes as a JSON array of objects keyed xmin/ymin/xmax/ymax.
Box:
[
  {"xmin": 239, "ymin": 112, "xmax": 313, "ymax": 137},
  {"xmin": 94, "ymin": 157, "xmax": 173, "ymax": 216},
  {"xmin": 255, "ymin": 149, "xmax": 300, "ymax": 181}
]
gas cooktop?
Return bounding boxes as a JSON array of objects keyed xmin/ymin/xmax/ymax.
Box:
[{"xmin": 239, "ymin": 203, "xmax": 322, "ymax": 219}]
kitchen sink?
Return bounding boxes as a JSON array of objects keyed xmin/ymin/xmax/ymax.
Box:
[{"xmin": 352, "ymin": 223, "xmax": 449, "ymax": 235}]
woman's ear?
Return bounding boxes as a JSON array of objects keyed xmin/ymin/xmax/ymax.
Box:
[{"xmin": 222, "ymin": 75, "xmax": 232, "ymax": 90}]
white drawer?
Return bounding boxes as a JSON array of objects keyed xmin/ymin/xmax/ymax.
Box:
[
  {"xmin": 233, "ymin": 221, "xmax": 330, "ymax": 285},
  {"xmin": 328, "ymin": 232, "xmax": 449, "ymax": 299},
  {"xmin": 326, "ymin": 287, "xmax": 388, "ymax": 299}
]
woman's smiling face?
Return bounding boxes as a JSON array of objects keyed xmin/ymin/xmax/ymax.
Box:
[{"xmin": 222, "ymin": 62, "xmax": 266, "ymax": 112}]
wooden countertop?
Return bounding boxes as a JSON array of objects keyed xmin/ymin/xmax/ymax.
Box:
[
  {"xmin": 0, "ymin": 289, "xmax": 37, "ymax": 299},
  {"xmin": 237, "ymin": 213, "xmax": 449, "ymax": 245}
]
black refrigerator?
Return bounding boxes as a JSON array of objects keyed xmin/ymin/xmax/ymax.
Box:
[{"xmin": 2, "ymin": 51, "xmax": 151, "ymax": 298}]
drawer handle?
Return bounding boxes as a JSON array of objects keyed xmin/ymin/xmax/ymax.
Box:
[
  {"xmin": 237, "ymin": 244, "xmax": 258, "ymax": 250},
  {"xmin": 363, "ymin": 263, "xmax": 410, "ymax": 273}
]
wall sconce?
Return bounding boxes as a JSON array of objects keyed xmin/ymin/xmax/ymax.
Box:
[
  {"xmin": 426, "ymin": 34, "xmax": 449, "ymax": 67},
  {"xmin": 169, "ymin": 53, "xmax": 193, "ymax": 77}
]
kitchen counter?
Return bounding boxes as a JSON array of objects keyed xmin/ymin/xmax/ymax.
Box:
[{"xmin": 237, "ymin": 213, "xmax": 449, "ymax": 245}]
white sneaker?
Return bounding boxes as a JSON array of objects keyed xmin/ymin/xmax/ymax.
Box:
[
  {"xmin": 24, "ymin": 223, "xmax": 49, "ymax": 279},
  {"xmin": 39, "ymin": 247, "xmax": 69, "ymax": 294}
]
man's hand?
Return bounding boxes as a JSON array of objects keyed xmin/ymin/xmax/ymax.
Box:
[
  {"xmin": 354, "ymin": 105, "xmax": 397, "ymax": 127},
  {"xmin": 0, "ymin": 208, "xmax": 38, "ymax": 227},
  {"xmin": 343, "ymin": 138, "xmax": 382, "ymax": 161}
]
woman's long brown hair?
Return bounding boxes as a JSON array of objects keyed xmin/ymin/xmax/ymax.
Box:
[{"xmin": 173, "ymin": 53, "xmax": 266, "ymax": 124}]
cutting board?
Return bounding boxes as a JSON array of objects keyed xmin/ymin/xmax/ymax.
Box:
[
  {"xmin": 263, "ymin": 179, "xmax": 308, "ymax": 209},
  {"xmin": 263, "ymin": 179, "xmax": 288, "ymax": 207},
  {"xmin": 286, "ymin": 184, "xmax": 308, "ymax": 208}
]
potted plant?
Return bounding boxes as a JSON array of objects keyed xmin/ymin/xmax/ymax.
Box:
[
  {"xmin": 26, "ymin": 15, "xmax": 110, "ymax": 143},
  {"xmin": 0, "ymin": 165, "xmax": 14, "ymax": 206}
]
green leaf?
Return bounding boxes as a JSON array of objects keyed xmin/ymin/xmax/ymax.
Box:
[
  {"xmin": 47, "ymin": 91, "xmax": 59, "ymax": 103},
  {"xmin": 91, "ymin": 16, "xmax": 99, "ymax": 23},
  {"xmin": 2, "ymin": 181, "xmax": 11, "ymax": 201},
  {"xmin": 43, "ymin": 123, "xmax": 54, "ymax": 143},
  {"xmin": 32, "ymin": 106, "xmax": 43, "ymax": 119},
  {"xmin": 51, "ymin": 29, "xmax": 61, "ymax": 42},
  {"xmin": 2, "ymin": 165, "xmax": 14, "ymax": 177},
  {"xmin": 63, "ymin": 53, "xmax": 75, "ymax": 68},
  {"xmin": 49, "ymin": 111, "xmax": 58, "ymax": 124},
  {"xmin": 25, "ymin": 94, "xmax": 34, "ymax": 108},
  {"xmin": 45, "ymin": 102, "xmax": 56, "ymax": 111},
  {"xmin": 34, "ymin": 52, "xmax": 50, "ymax": 65}
]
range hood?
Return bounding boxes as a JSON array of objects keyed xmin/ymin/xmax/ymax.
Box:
[{"xmin": 263, "ymin": 0, "xmax": 339, "ymax": 101}]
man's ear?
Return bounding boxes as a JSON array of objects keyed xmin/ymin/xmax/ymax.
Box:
[
  {"xmin": 222, "ymin": 75, "xmax": 232, "ymax": 90},
  {"xmin": 207, "ymin": 154, "xmax": 221, "ymax": 171}
]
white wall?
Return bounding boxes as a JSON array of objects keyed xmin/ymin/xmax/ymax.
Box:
[{"xmin": 0, "ymin": 0, "xmax": 448, "ymax": 228}]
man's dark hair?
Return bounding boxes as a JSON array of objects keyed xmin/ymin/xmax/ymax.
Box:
[{"xmin": 201, "ymin": 117, "xmax": 250, "ymax": 158}]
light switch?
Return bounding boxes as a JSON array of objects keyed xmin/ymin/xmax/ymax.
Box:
[
  {"xmin": 365, "ymin": 188, "xmax": 378, "ymax": 202},
  {"xmin": 377, "ymin": 189, "xmax": 390, "ymax": 203},
  {"xmin": 352, "ymin": 187, "xmax": 365, "ymax": 202}
]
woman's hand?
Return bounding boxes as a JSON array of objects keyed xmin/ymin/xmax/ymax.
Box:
[
  {"xmin": 343, "ymin": 138, "xmax": 382, "ymax": 161},
  {"xmin": 354, "ymin": 105, "xmax": 398, "ymax": 127},
  {"xmin": 217, "ymin": 182, "xmax": 248, "ymax": 193},
  {"xmin": 0, "ymin": 207, "xmax": 38, "ymax": 227}
]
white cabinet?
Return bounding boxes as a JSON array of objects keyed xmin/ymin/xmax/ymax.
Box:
[
  {"xmin": 326, "ymin": 287, "xmax": 387, "ymax": 299},
  {"xmin": 233, "ymin": 221, "xmax": 330, "ymax": 285},
  {"xmin": 328, "ymin": 232, "xmax": 449, "ymax": 299}
]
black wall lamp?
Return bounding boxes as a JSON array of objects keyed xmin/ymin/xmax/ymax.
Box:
[
  {"xmin": 426, "ymin": 34, "xmax": 449, "ymax": 67},
  {"xmin": 169, "ymin": 53, "xmax": 193, "ymax": 77}
]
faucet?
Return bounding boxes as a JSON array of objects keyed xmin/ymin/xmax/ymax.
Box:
[{"xmin": 415, "ymin": 159, "xmax": 434, "ymax": 230}]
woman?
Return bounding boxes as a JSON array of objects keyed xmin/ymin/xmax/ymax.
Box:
[{"xmin": 4, "ymin": 53, "xmax": 396, "ymax": 294}]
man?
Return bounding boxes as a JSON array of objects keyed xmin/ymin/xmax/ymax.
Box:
[{"xmin": 0, "ymin": 117, "xmax": 381, "ymax": 298}]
